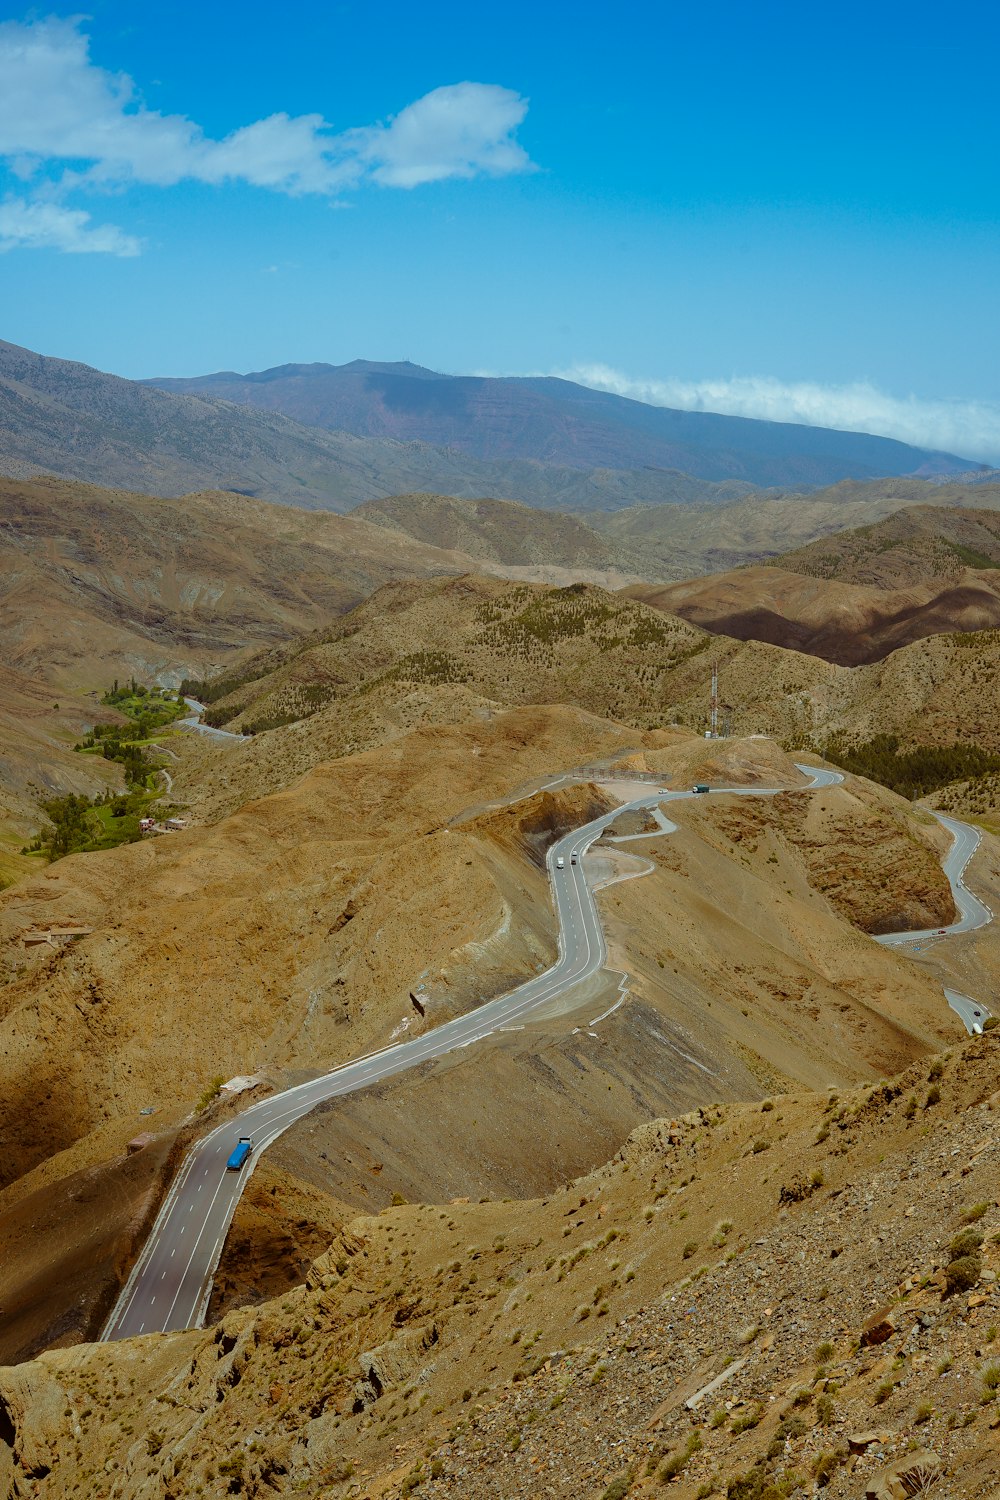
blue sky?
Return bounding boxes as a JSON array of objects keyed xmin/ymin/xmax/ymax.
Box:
[{"xmin": 1, "ymin": 0, "xmax": 999, "ymax": 459}]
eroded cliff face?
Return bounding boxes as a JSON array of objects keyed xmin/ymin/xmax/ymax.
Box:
[
  {"xmin": 1, "ymin": 1036, "xmax": 998, "ymax": 1499},
  {"xmin": 704, "ymin": 782, "xmax": 957, "ymax": 934}
]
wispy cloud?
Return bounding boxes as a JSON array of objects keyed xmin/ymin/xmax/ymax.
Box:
[
  {"xmin": 558, "ymin": 365, "xmax": 1000, "ymax": 465},
  {"xmin": 0, "ymin": 16, "xmax": 534, "ymax": 253},
  {"xmin": 0, "ymin": 198, "xmax": 140, "ymax": 255}
]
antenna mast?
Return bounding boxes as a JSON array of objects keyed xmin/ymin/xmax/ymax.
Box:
[{"xmin": 710, "ymin": 662, "xmax": 719, "ymax": 739}]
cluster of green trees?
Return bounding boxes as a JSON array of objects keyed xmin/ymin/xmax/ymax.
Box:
[
  {"xmin": 625, "ymin": 615, "xmax": 676, "ymax": 648},
  {"xmin": 32, "ymin": 794, "xmax": 95, "ymax": 859},
  {"xmin": 384, "ymin": 651, "xmax": 472, "ymax": 687},
  {"xmin": 182, "ymin": 673, "xmax": 264, "ymax": 731},
  {"xmin": 28, "ymin": 679, "xmax": 188, "ymax": 860},
  {"xmin": 74, "ymin": 680, "xmax": 187, "ymax": 786},
  {"xmin": 200, "ymin": 701, "xmax": 243, "ymax": 727},
  {"xmin": 824, "ymin": 733, "xmax": 1000, "ymax": 800},
  {"xmin": 77, "ymin": 730, "xmax": 153, "ymax": 789},
  {"xmin": 944, "ymin": 539, "xmax": 1000, "ymax": 570},
  {"xmin": 936, "ymin": 772, "xmax": 1000, "ymax": 816},
  {"xmin": 24, "ymin": 789, "xmax": 150, "ymax": 861},
  {"xmin": 201, "ymin": 680, "xmax": 333, "ymax": 733},
  {"xmin": 179, "ymin": 674, "xmax": 238, "ymax": 705},
  {"xmin": 96, "ymin": 681, "xmax": 187, "ymax": 740}
]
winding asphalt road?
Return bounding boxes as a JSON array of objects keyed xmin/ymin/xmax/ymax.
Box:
[
  {"xmin": 180, "ymin": 697, "xmax": 243, "ymax": 742},
  {"xmin": 875, "ymin": 811, "xmax": 991, "ymax": 944},
  {"xmin": 101, "ymin": 762, "xmax": 988, "ymax": 1340},
  {"xmin": 874, "ymin": 810, "xmax": 993, "ymax": 1033}
]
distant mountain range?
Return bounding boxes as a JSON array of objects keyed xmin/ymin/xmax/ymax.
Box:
[
  {"xmin": 148, "ymin": 357, "xmax": 975, "ymax": 489},
  {"xmin": 0, "ymin": 340, "xmax": 765, "ymax": 512},
  {"xmin": 0, "ymin": 340, "xmax": 980, "ymax": 514}
]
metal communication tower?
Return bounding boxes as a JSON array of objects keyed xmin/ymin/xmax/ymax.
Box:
[{"xmin": 710, "ymin": 662, "xmax": 719, "ymax": 739}]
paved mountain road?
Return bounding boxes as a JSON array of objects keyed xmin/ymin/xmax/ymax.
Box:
[
  {"xmin": 943, "ymin": 988, "xmax": 989, "ymax": 1033},
  {"xmin": 101, "ymin": 762, "xmax": 988, "ymax": 1341},
  {"xmin": 874, "ymin": 810, "xmax": 993, "ymax": 1034},
  {"xmin": 876, "ymin": 811, "xmax": 992, "ymax": 945},
  {"xmin": 102, "ymin": 788, "xmax": 640, "ymax": 1338},
  {"xmin": 180, "ymin": 697, "xmax": 243, "ymax": 742}
]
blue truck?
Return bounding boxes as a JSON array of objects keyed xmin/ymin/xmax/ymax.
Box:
[{"xmin": 226, "ymin": 1136, "xmax": 253, "ymax": 1170}]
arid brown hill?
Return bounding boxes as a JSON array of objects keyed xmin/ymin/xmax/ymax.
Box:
[
  {"xmin": 3, "ymin": 1023, "xmax": 997, "ymax": 1496},
  {"xmin": 777, "ymin": 499, "xmax": 1000, "ymax": 585},
  {"xmin": 0, "ymin": 717, "xmax": 972, "ymax": 1365},
  {"xmin": 0, "ymin": 476, "xmax": 476, "ymax": 845},
  {"xmin": 0, "ymin": 476, "xmax": 482, "ymax": 689},
  {"xmin": 348, "ymin": 484, "xmax": 1000, "ymax": 584},
  {"xmin": 352, "ymin": 491, "xmax": 635, "ymax": 571},
  {"xmin": 626, "ymin": 500, "xmax": 1000, "ymax": 665},
  {"xmin": 167, "ymin": 575, "xmax": 1000, "ymax": 835},
  {"xmin": 587, "ymin": 478, "xmax": 1000, "ymax": 578},
  {"xmin": 178, "ymin": 575, "xmax": 714, "ymax": 742}
]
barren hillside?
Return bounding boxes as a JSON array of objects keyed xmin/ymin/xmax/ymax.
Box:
[
  {"xmin": 352, "ymin": 492, "xmax": 633, "ymax": 570},
  {"xmin": 625, "ymin": 501, "xmax": 1000, "ymax": 665},
  {"xmin": 0, "ymin": 476, "xmax": 483, "ymax": 690},
  {"xmin": 626, "ymin": 564, "xmax": 1000, "ymax": 667},
  {"xmin": 587, "ymin": 479, "xmax": 1000, "ymax": 578},
  {"xmin": 168, "ymin": 578, "xmax": 1000, "ymax": 835},
  {"xmin": 182, "ymin": 575, "xmax": 705, "ymax": 735},
  {"xmin": 2, "ymin": 1030, "xmax": 998, "ymax": 1498},
  {"xmin": 777, "ymin": 501, "xmax": 1000, "ymax": 585},
  {"xmin": 0, "ymin": 476, "xmax": 490, "ymax": 855},
  {"xmin": 2, "ymin": 719, "xmax": 988, "ymax": 1365}
]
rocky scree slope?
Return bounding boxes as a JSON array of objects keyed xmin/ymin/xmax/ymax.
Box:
[{"xmin": 1, "ymin": 1034, "xmax": 998, "ymax": 1498}]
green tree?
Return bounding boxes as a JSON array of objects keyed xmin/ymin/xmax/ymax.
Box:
[{"xmin": 40, "ymin": 794, "xmax": 96, "ymax": 859}]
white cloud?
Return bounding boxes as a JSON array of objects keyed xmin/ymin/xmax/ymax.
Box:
[
  {"xmin": 348, "ymin": 83, "xmax": 533, "ymax": 188},
  {"xmin": 0, "ymin": 17, "xmax": 534, "ymax": 252},
  {"xmin": 195, "ymin": 113, "xmax": 343, "ymax": 194},
  {"xmin": 0, "ymin": 198, "xmax": 140, "ymax": 255},
  {"xmin": 558, "ymin": 364, "xmax": 1000, "ymax": 466}
]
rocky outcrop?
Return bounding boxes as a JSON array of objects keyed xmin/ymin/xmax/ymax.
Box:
[
  {"xmin": 864, "ymin": 1449, "xmax": 942, "ymax": 1499},
  {"xmin": 0, "ymin": 1363, "xmax": 66, "ymax": 1491},
  {"xmin": 351, "ymin": 1322, "xmax": 439, "ymax": 1412}
]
